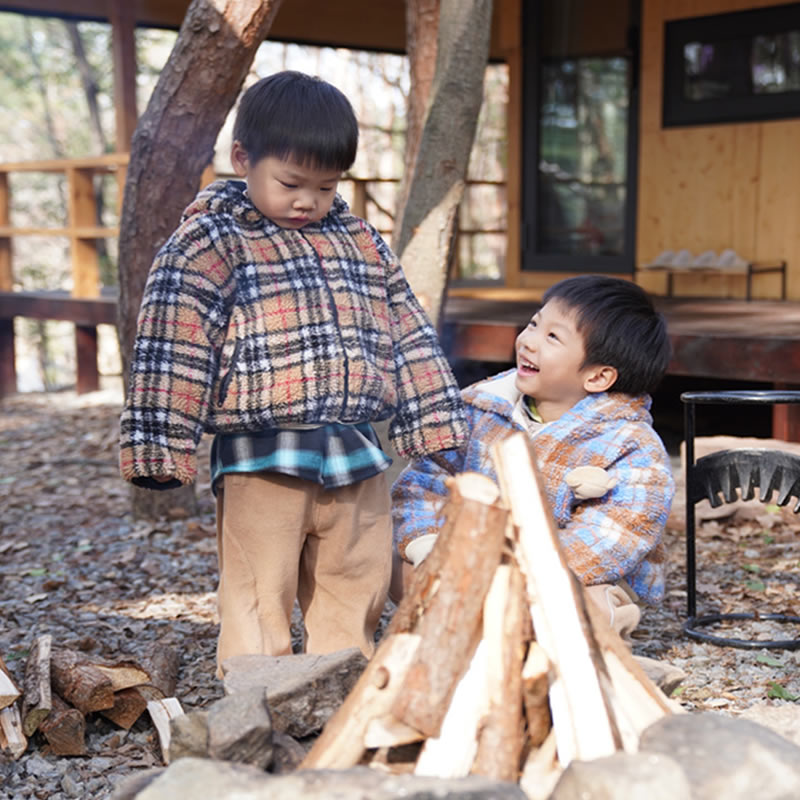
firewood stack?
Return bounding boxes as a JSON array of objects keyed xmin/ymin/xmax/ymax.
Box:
[
  {"xmin": 0, "ymin": 637, "xmax": 182, "ymax": 762},
  {"xmin": 300, "ymin": 433, "xmax": 680, "ymax": 794}
]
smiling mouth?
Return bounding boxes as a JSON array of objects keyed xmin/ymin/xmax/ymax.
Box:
[{"xmin": 518, "ymin": 356, "xmax": 539, "ymax": 373}]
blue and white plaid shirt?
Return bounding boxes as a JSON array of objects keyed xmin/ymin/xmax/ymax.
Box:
[{"xmin": 210, "ymin": 422, "xmax": 392, "ymax": 494}]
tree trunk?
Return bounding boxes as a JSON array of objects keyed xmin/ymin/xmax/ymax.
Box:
[
  {"xmin": 116, "ymin": 0, "xmax": 284, "ymax": 519},
  {"xmin": 392, "ymin": 0, "xmax": 492, "ymax": 326},
  {"xmin": 392, "ymin": 0, "xmax": 440, "ymax": 235}
]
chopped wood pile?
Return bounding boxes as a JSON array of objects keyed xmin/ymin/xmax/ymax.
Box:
[
  {"xmin": 0, "ymin": 636, "xmax": 182, "ymax": 762},
  {"xmin": 301, "ymin": 433, "xmax": 681, "ymax": 794}
]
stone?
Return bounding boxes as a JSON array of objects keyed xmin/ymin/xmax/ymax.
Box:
[
  {"xmin": 640, "ymin": 712, "xmax": 800, "ymax": 800},
  {"xmin": 109, "ymin": 768, "xmax": 165, "ymax": 800},
  {"xmin": 633, "ymin": 655, "xmax": 687, "ymax": 696},
  {"xmin": 207, "ymin": 686, "xmax": 273, "ymax": 769},
  {"xmin": 269, "ymin": 730, "xmax": 308, "ymax": 774},
  {"xmin": 550, "ymin": 751, "xmax": 692, "ymax": 800},
  {"xmin": 739, "ymin": 702, "xmax": 800, "ymax": 748},
  {"xmin": 133, "ymin": 758, "xmax": 528, "ymax": 800},
  {"xmin": 168, "ymin": 709, "xmax": 209, "ymax": 762},
  {"xmin": 221, "ymin": 648, "xmax": 367, "ymax": 738}
]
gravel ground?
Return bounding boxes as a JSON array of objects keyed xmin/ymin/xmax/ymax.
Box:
[{"xmin": 2, "ymin": 383, "xmax": 800, "ymax": 798}]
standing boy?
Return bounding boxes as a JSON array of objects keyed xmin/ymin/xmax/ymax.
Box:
[
  {"xmin": 392, "ymin": 276, "xmax": 675, "ymax": 635},
  {"xmin": 120, "ymin": 71, "xmax": 467, "ymax": 670}
]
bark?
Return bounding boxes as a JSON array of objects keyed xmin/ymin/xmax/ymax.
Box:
[
  {"xmin": 393, "ymin": 0, "xmax": 440, "ymax": 232},
  {"xmin": 50, "ymin": 648, "xmax": 115, "ymax": 715},
  {"xmin": 22, "ymin": 634, "xmax": 52, "ymax": 736},
  {"xmin": 39, "ymin": 695, "xmax": 85, "ymax": 756},
  {"xmin": 116, "ymin": 0, "xmax": 284, "ymax": 519},
  {"xmin": 392, "ymin": 0, "xmax": 492, "ymax": 325}
]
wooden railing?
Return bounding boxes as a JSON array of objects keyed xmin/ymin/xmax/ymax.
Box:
[{"xmin": 0, "ymin": 155, "xmax": 507, "ymax": 397}]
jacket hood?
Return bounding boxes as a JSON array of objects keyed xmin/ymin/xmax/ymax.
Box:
[{"xmin": 180, "ymin": 179, "xmax": 351, "ymax": 232}]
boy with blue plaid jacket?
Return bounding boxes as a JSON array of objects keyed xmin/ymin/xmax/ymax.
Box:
[
  {"xmin": 120, "ymin": 72, "xmax": 467, "ymax": 672},
  {"xmin": 392, "ymin": 276, "xmax": 675, "ymax": 636}
]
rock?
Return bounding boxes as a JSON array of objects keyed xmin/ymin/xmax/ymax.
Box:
[
  {"xmin": 221, "ymin": 648, "xmax": 367, "ymax": 738},
  {"xmin": 168, "ymin": 709, "xmax": 209, "ymax": 761},
  {"xmin": 270, "ymin": 730, "xmax": 308, "ymax": 774},
  {"xmin": 633, "ymin": 655, "xmax": 687, "ymax": 696},
  {"xmin": 132, "ymin": 758, "xmax": 528, "ymax": 799},
  {"xmin": 550, "ymin": 751, "xmax": 692, "ymax": 800},
  {"xmin": 640, "ymin": 713, "xmax": 800, "ymax": 799},
  {"xmin": 206, "ymin": 687, "xmax": 273, "ymax": 769},
  {"xmin": 110, "ymin": 768, "xmax": 165, "ymax": 800},
  {"xmin": 739, "ymin": 703, "xmax": 800, "ymax": 748}
]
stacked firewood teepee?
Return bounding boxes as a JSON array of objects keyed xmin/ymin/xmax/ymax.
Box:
[{"xmin": 300, "ymin": 433, "xmax": 680, "ymax": 795}]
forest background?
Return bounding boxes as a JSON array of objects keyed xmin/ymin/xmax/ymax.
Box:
[{"xmin": 0, "ymin": 10, "xmax": 509, "ymax": 392}]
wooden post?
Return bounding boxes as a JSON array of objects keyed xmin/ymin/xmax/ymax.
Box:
[{"xmin": 0, "ymin": 171, "xmax": 14, "ymax": 397}]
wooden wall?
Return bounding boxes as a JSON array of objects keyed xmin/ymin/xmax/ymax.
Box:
[{"xmin": 637, "ymin": 0, "xmax": 800, "ymax": 300}]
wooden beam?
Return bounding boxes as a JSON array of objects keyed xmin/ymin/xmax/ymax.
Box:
[
  {"xmin": 109, "ymin": 0, "xmax": 138, "ymax": 151},
  {"xmin": 0, "ymin": 291, "xmax": 117, "ymax": 325}
]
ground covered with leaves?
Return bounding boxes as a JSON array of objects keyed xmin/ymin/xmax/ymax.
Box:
[{"xmin": 1, "ymin": 385, "xmax": 800, "ymax": 798}]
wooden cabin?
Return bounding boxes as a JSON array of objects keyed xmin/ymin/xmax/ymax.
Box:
[{"xmin": 1, "ymin": 0, "xmax": 800, "ymax": 435}]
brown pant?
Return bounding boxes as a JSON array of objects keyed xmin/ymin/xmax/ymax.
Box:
[
  {"xmin": 215, "ymin": 471, "xmax": 391, "ymax": 673},
  {"xmin": 585, "ymin": 581, "xmax": 641, "ymax": 641}
]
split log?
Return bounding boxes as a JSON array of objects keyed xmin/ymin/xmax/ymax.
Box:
[
  {"xmin": 22, "ymin": 634, "xmax": 52, "ymax": 736},
  {"xmin": 93, "ymin": 660, "xmax": 150, "ymax": 692},
  {"xmin": 0, "ymin": 654, "xmax": 21, "ymax": 711},
  {"xmin": 146, "ymin": 696, "xmax": 184, "ymax": 765},
  {"xmin": 492, "ymin": 433, "xmax": 621, "ymax": 766},
  {"xmin": 39, "ymin": 694, "xmax": 85, "ymax": 756},
  {"xmin": 0, "ymin": 702, "xmax": 27, "ymax": 759},
  {"xmin": 50, "ymin": 648, "xmax": 114, "ymax": 715},
  {"xmin": 141, "ymin": 643, "xmax": 180, "ymax": 697},
  {"xmin": 391, "ymin": 472, "xmax": 507, "ymax": 738},
  {"xmin": 521, "ymin": 641, "xmax": 552, "ymax": 749},
  {"xmin": 413, "ymin": 635, "xmax": 487, "ymax": 778},
  {"xmin": 101, "ymin": 687, "xmax": 149, "ymax": 730},
  {"xmin": 472, "ymin": 562, "xmax": 527, "ymax": 782},
  {"xmin": 300, "ymin": 632, "xmax": 422, "ymax": 769}
]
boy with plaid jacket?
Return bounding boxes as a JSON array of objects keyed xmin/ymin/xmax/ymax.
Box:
[
  {"xmin": 120, "ymin": 71, "xmax": 467, "ymax": 671},
  {"xmin": 392, "ymin": 276, "xmax": 675, "ymax": 635}
]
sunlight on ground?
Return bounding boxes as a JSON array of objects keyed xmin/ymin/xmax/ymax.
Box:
[{"xmin": 83, "ymin": 591, "xmax": 219, "ymax": 624}]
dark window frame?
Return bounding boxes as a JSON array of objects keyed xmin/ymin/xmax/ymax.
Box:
[
  {"xmin": 521, "ymin": 0, "xmax": 640, "ymax": 275},
  {"xmin": 663, "ymin": 3, "xmax": 800, "ymax": 128}
]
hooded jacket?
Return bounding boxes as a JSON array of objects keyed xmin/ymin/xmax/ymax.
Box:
[
  {"xmin": 392, "ymin": 370, "xmax": 675, "ymax": 603},
  {"xmin": 120, "ymin": 180, "xmax": 467, "ymax": 486}
]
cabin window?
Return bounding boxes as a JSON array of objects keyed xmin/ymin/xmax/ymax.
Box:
[
  {"xmin": 522, "ymin": 0, "xmax": 638, "ymax": 274},
  {"xmin": 663, "ymin": 3, "xmax": 800, "ymax": 127}
]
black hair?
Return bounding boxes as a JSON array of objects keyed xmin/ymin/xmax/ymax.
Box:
[
  {"xmin": 542, "ymin": 275, "xmax": 671, "ymax": 395},
  {"xmin": 232, "ymin": 71, "xmax": 358, "ymax": 171}
]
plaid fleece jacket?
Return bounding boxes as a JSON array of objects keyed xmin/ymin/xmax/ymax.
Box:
[
  {"xmin": 392, "ymin": 370, "xmax": 675, "ymax": 603},
  {"xmin": 120, "ymin": 180, "xmax": 467, "ymax": 486}
]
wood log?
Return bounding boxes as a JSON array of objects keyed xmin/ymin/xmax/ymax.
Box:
[
  {"xmin": 50, "ymin": 648, "xmax": 114, "ymax": 714},
  {"xmin": 39, "ymin": 694, "xmax": 85, "ymax": 756},
  {"xmin": 391, "ymin": 472, "xmax": 508, "ymax": 738},
  {"xmin": 100, "ymin": 686, "xmax": 149, "ymax": 730},
  {"xmin": 0, "ymin": 654, "xmax": 21, "ymax": 711},
  {"xmin": 146, "ymin": 696, "xmax": 184, "ymax": 765},
  {"xmin": 492, "ymin": 433, "xmax": 621, "ymax": 766},
  {"xmin": 0, "ymin": 702, "xmax": 27, "ymax": 759},
  {"xmin": 22, "ymin": 634, "xmax": 52, "ymax": 736},
  {"xmin": 521, "ymin": 641, "xmax": 552, "ymax": 749},
  {"xmin": 472, "ymin": 562, "xmax": 527, "ymax": 782},
  {"xmin": 93, "ymin": 661, "xmax": 150, "ymax": 692},
  {"xmin": 300, "ymin": 633, "xmax": 422, "ymax": 769},
  {"xmin": 519, "ymin": 728, "xmax": 563, "ymax": 800},
  {"xmin": 141, "ymin": 643, "xmax": 180, "ymax": 697},
  {"xmin": 413, "ymin": 635, "xmax": 487, "ymax": 778}
]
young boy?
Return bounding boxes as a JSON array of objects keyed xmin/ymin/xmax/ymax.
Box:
[
  {"xmin": 392, "ymin": 275, "xmax": 675, "ymax": 636},
  {"xmin": 119, "ymin": 71, "xmax": 467, "ymax": 671}
]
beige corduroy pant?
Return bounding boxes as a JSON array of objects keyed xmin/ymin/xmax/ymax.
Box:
[{"xmin": 214, "ymin": 471, "xmax": 391, "ymax": 674}]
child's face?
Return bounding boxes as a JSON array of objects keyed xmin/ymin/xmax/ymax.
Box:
[
  {"xmin": 514, "ymin": 299, "xmax": 602, "ymax": 420},
  {"xmin": 231, "ymin": 143, "xmax": 341, "ymax": 229}
]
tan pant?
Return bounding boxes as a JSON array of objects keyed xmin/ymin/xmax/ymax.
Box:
[
  {"xmin": 215, "ymin": 471, "xmax": 391, "ymax": 673},
  {"xmin": 585, "ymin": 581, "xmax": 641, "ymax": 642}
]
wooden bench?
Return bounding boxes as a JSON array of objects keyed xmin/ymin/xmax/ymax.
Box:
[{"xmin": 0, "ymin": 290, "xmax": 118, "ymax": 397}]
